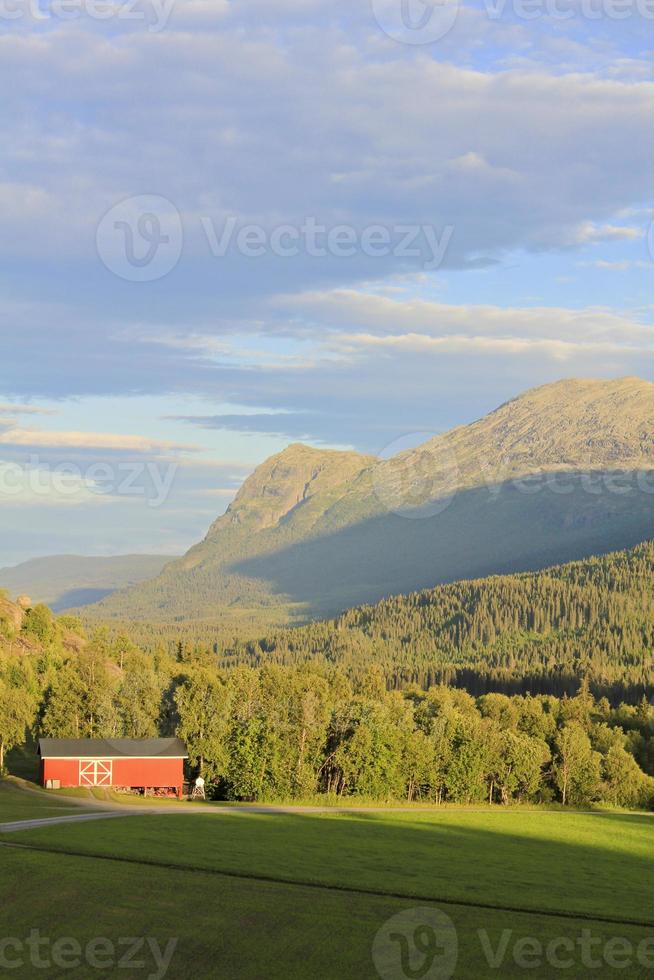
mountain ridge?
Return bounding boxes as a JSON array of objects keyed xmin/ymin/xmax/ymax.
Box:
[
  {"xmin": 0, "ymin": 554, "xmax": 177, "ymax": 612},
  {"xmin": 85, "ymin": 376, "xmax": 654, "ymax": 626}
]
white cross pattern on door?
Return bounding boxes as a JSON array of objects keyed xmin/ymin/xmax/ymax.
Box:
[{"xmin": 79, "ymin": 760, "xmax": 113, "ymax": 787}]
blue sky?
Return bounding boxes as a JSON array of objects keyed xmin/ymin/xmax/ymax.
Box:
[{"xmin": 1, "ymin": 0, "xmax": 654, "ymax": 564}]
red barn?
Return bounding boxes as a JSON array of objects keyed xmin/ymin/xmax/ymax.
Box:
[{"xmin": 38, "ymin": 738, "xmax": 188, "ymax": 797}]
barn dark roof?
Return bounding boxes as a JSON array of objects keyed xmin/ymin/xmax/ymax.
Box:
[{"xmin": 38, "ymin": 738, "xmax": 188, "ymax": 759}]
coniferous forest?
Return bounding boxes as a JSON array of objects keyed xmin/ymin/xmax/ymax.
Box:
[
  {"xmin": 3, "ymin": 541, "xmax": 654, "ymax": 808},
  {"xmin": 121, "ymin": 540, "xmax": 654, "ymax": 702}
]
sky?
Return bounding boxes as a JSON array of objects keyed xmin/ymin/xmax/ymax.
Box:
[{"xmin": 1, "ymin": 0, "xmax": 654, "ymax": 564}]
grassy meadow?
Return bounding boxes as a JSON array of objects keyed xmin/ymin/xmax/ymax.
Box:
[
  {"xmin": 0, "ymin": 780, "xmax": 87, "ymax": 824},
  {"xmin": 2, "ymin": 794, "xmax": 654, "ymax": 978}
]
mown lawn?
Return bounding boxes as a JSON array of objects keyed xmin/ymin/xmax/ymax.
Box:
[
  {"xmin": 7, "ymin": 807, "xmax": 654, "ymax": 924},
  {"xmin": 2, "ymin": 804, "xmax": 654, "ymax": 977},
  {"xmin": 0, "ymin": 780, "xmax": 87, "ymax": 823},
  {"xmin": 1, "ymin": 845, "xmax": 653, "ymax": 979}
]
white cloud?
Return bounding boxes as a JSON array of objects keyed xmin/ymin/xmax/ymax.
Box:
[
  {"xmin": 0, "ymin": 426, "xmax": 202, "ymax": 453},
  {"xmin": 276, "ymin": 288, "xmax": 654, "ymax": 346},
  {"xmin": 333, "ymin": 331, "xmax": 647, "ymax": 362},
  {"xmin": 0, "ymin": 403, "xmax": 55, "ymax": 417},
  {"xmin": 2, "ymin": 21, "xmax": 654, "ymax": 268},
  {"xmin": 578, "ymin": 259, "xmax": 651, "ymax": 270},
  {"xmin": 3, "ymin": 5, "xmax": 654, "ymax": 559},
  {"xmin": 568, "ymin": 222, "xmax": 642, "ymax": 245}
]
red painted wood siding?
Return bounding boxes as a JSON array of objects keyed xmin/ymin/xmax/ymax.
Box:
[{"xmin": 42, "ymin": 757, "xmax": 184, "ymax": 789}]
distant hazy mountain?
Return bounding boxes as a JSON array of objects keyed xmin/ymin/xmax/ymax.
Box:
[
  {"xmin": 87, "ymin": 377, "xmax": 654, "ymax": 626},
  {"xmin": 0, "ymin": 554, "xmax": 176, "ymax": 612}
]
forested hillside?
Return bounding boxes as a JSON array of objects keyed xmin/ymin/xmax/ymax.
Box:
[
  {"xmin": 3, "ymin": 608, "xmax": 654, "ymax": 807},
  {"xmin": 86, "ymin": 377, "xmax": 654, "ymax": 626},
  {"xmin": 91, "ymin": 541, "xmax": 654, "ymax": 703},
  {"xmin": 0, "ymin": 594, "xmax": 86, "ymax": 768},
  {"xmin": 157, "ymin": 540, "xmax": 654, "ymax": 703},
  {"xmin": 4, "ymin": 559, "xmax": 654, "ymax": 806}
]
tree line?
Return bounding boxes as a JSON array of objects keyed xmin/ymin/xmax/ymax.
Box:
[{"xmin": 2, "ymin": 601, "xmax": 653, "ymax": 808}]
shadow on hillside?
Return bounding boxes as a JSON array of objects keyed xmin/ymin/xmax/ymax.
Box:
[
  {"xmin": 230, "ymin": 470, "xmax": 654, "ymax": 619},
  {"xmin": 52, "ymin": 588, "xmax": 115, "ymax": 612}
]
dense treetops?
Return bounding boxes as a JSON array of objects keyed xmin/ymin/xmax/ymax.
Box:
[
  {"xmin": 4, "ymin": 621, "xmax": 654, "ymax": 808},
  {"xmin": 62, "ymin": 540, "xmax": 654, "ymax": 706},
  {"xmin": 125, "ymin": 541, "xmax": 654, "ymax": 703},
  {"xmin": 0, "ymin": 592, "xmax": 86, "ymax": 769},
  {"xmin": 3, "ymin": 540, "xmax": 654, "ymax": 807}
]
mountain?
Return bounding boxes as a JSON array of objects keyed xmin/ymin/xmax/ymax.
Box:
[
  {"xmin": 87, "ymin": 377, "xmax": 654, "ymax": 626},
  {"xmin": 0, "ymin": 554, "xmax": 176, "ymax": 612}
]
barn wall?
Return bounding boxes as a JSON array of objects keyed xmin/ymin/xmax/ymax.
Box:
[
  {"xmin": 42, "ymin": 758, "xmax": 184, "ymax": 790},
  {"xmin": 113, "ymin": 758, "xmax": 183, "ymax": 789},
  {"xmin": 43, "ymin": 759, "xmax": 80, "ymax": 787}
]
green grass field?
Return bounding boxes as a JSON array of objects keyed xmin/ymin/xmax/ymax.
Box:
[
  {"xmin": 2, "ymin": 794, "xmax": 654, "ymax": 978},
  {"xmin": 7, "ymin": 807, "xmax": 654, "ymax": 923},
  {"xmin": 0, "ymin": 780, "xmax": 88, "ymax": 823}
]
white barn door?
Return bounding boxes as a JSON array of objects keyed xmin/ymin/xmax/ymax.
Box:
[{"xmin": 79, "ymin": 760, "xmax": 113, "ymax": 786}]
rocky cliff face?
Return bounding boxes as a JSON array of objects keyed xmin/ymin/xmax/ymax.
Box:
[
  {"xmin": 432, "ymin": 376, "xmax": 654, "ymax": 480},
  {"xmin": 207, "ymin": 444, "xmax": 373, "ymax": 534},
  {"xmin": 0, "ymin": 595, "xmax": 24, "ymax": 633}
]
